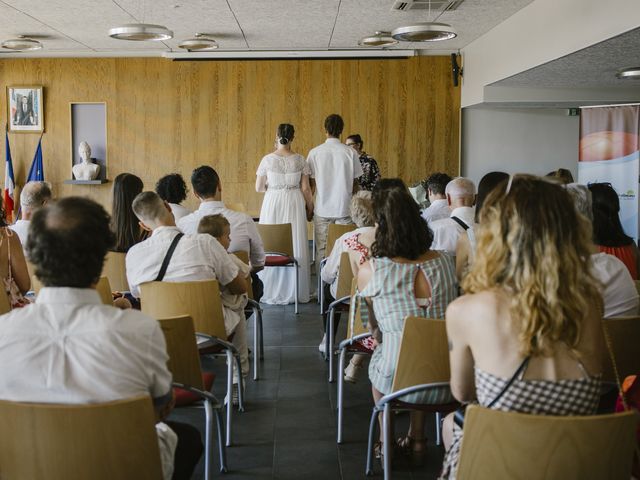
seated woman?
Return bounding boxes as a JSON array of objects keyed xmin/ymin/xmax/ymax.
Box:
[
  {"xmin": 589, "ymin": 182, "xmax": 640, "ymax": 279},
  {"xmin": 156, "ymin": 173, "xmax": 192, "ymax": 222},
  {"xmin": 358, "ymin": 178, "xmax": 458, "ymax": 463},
  {"xmin": 0, "ymin": 197, "xmax": 30, "ymax": 308},
  {"xmin": 440, "ymin": 175, "xmax": 605, "ymax": 479},
  {"xmin": 111, "ymin": 173, "xmax": 147, "ymax": 253}
]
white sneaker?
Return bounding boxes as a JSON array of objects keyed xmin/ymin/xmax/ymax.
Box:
[
  {"xmin": 224, "ymin": 383, "xmax": 244, "ymax": 407},
  {"xmin": 318, "ymin": 334, "xmax": 327, "ymax": 354}
]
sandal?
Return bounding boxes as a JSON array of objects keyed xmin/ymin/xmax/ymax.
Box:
[
  {"xmin": 396, "ymin": 436, "xmax": 427, "ymax": 467},
  {"xmin": 373, "ymin": 441, "xmax": 394, "ymax": 468},
  {"xmin": 343, "ymin": 360, "xmax": 362, "ymax": 383}
]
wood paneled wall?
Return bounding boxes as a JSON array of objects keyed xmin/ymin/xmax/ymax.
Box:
[{"xmin": 0, "ymin": 56, "xmax": 460, "ymax": 214}]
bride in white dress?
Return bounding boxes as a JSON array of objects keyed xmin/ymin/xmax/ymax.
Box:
[{"xmin": 256, "ymin": 124, "xmax": 314, "ymax": 305}]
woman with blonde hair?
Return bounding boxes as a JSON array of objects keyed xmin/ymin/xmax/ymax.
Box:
[{"xmin": 440, "ymin": 175, "xmax": 605, "ymax": 479}]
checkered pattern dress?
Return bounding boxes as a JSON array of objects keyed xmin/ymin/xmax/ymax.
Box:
[
  {"xmin": 359, "ymin": 254, "xmax": 458, "ymax": 404},
  {"xmin": 439, "ymin": 364, "xmax": 601, "ymax": 479}
]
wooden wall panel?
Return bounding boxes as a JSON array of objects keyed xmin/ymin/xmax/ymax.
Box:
[{"xmin": 0, "ymin": 56, "xmax": 460, "ymax": 216}]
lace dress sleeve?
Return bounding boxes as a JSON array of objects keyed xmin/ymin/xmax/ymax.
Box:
[{"xmin": 256, "ymin": 155, "xmax": 271, "ymax": 177}]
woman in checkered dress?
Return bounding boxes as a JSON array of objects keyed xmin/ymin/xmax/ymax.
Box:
[
  {"xmin": 440, "ymin": 175, "xmax": 605, "ymax": 479},
  {"xmin": 358, "ymin": 178, "xmax": 458, "ymax": 460}
]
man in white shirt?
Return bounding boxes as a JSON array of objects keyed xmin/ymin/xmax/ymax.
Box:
[
  {"xmin": 430, "ymin": 177, "xmax": 476, "ymax": 254},
  {"xmin": 10, "ymin": 180, "xmax": 52, "ymax": 250},
  {"xmin": 421, "ymin": 172, "xmax": 452, "ymax": 224},
  {"xmin": 0, "ymin": 196, "xmax": 202, "ymax": 480},
  {"xmin": 306, "ymin": 114, "xmax": 363, "ymax": 261},
  {"xmin": 177, "ymin": 165, "xmax": 265, "ymax": 301},
  {"xmin": 128, "ymin": 191, "xmax": 250, "ymax": 385}
]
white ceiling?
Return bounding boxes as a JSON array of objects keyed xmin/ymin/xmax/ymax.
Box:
[{"xmin": 0, "ymin": 0, "xmax": 534, "ymax": 53}]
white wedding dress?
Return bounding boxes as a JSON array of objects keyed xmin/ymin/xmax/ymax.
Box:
[{"xmin": 256, "ymin": 153, "xmax": 311, "ymax": 304}]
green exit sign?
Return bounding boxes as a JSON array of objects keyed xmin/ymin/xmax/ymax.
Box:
[{"xmin": 568, "ymin": 108, "xmax": 580, "ymax": 116}]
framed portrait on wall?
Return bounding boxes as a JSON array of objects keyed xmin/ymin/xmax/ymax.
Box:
[{"xmin": 7, "ymin": 86, "xmax": 44, "ymax": 133}]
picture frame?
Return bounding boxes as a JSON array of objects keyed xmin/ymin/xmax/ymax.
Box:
[{"xmin": 7, "ymin": 86, "xmax": 44, "ymax": 133}]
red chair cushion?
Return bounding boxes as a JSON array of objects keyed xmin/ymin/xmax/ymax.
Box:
[
  {"xmin": 174, "ymin": 372, "xmax": 215, "ymax": 407},
  {"xmin": 265, "ymin": 255, "xmax": 294, "ymax": 266}
]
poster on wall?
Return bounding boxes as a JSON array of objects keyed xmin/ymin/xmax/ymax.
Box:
[
  {"xmin": 578, "ymin": 104, "xmax": 640, "ymax": 241},
  {"xmin": 7, "ymin": 86, "xmax": 44, "ymax": 133}
]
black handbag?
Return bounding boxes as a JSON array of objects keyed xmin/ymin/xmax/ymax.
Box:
[{"xmin": 453, "ymin": 356, "xmax": 530, "ymax": 429}]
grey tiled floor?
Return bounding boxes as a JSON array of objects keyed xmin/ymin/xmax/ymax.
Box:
[{"xmin": 168, "ymin": 302, "xmax": 445, "ymax": 479}]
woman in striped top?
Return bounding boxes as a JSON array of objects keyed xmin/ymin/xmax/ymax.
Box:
[{"xmin": 358, "ymin": 178, "xmax": 458, "ymax": 462}]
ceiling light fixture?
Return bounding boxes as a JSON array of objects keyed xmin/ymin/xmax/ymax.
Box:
[
  {"xmin": 358, "ymin": 31, "xmax": 398, "ymax": 47},
  {"xmin": 391, "ymin": 22, "xmax": 457, "ymax": 42},
  {"xmin": 108, "ymin": 24, "xmax": 173, "ymax": 41},
  {"xmin": 2, "ymin": 35, "xmax": 42, "ymax": 51},
  {"xmin": 179, "ymin": 33, "xmax": 218, "ymax": 51},
  {"xmin": 616, "ymin": 67, "xmax": 640, "ymax": 80}
]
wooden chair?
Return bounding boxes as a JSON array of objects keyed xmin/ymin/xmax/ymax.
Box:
[
  {"xmin": 256, "ymin": 223, "xmax": 300, "ymax": 314},
  {"xmin": 232, "ymin": 250, "xmax": 265, "ymax": 381},
  {"xmin": 457, "ymin": 406, "xmax": 637, "ymax": 480},
  {"xmin": 102, "ymin": 251, "xmax": 129, "ymax": 292},
  {"xmin": 318, "ymin": 223, "xmax": 356, "ymax": 313},
  {"xmin": 635, "ymin": 280, "xmax": 640, "ymax": 297},
  {"xmin": 603, "ymin": 316, "xmax": 640, "ymax": 383},
  {"xmin": 336, "ymin": 278, "xmax": 373, "ymax": 443},
  {"xmin": 0, "ymin": 396, "xmax": 163, "ymax": 480},
  {"xmin": 365, "ymin": 316, "xmax": 459, "ymax": 478},
  {"xmin": 324, "ymin": 252, "xmax": 355, "ymax": 382},
  {"xmin": 140, "ymin": 279, "xmax": 244, "ymax": 447},
  {"xmin": 158, "ymin": 315, "xmax": 227, "ymax": 477},
  {"xmin": 226, "ymin": 202, "xmax": 246, "ymax": 213},
  {"xmin": 31, "ymin": 275, "xmax": 113, "ymax": 305}
]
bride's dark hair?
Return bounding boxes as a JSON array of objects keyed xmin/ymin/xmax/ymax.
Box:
[{"xmin": 277, "ymin": 124, "xmax": 295, "ymax": 145}]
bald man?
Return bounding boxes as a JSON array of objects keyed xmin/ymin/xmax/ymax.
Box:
[{"xmin": 429, "ymin": 177, "xmax": 476, "ymax": 254}]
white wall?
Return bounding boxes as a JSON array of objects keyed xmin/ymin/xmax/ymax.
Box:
[{"xmin": 461, "ymin": 108, "xmax": 579, "ymax": 184}]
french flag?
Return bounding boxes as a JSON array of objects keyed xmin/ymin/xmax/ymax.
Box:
[{"xmin": 4, "ymin": 132, "xmax": 15, "ymax": 223}]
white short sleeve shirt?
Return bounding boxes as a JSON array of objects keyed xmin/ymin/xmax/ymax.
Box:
[
  {"xmin": 10, "ymin": 219, "xmax": 30, "ymax": 250},
  {"xmin": 126, "ymin": 226, "xmax": 239, "ymax": 298},
  {"xmin": 306, "ymin": 138, "xmax": 363, "ymax": 218},
  {"xmin": 591, "ymin": 252, "xmax": 640, "ymax": 318},
  {"xmin": 430, "ymin": 206, "xmax": 476, "ymax": 254}
]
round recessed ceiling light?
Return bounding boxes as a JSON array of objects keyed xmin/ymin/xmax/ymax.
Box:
[
  {"xmin": 358, "ymin": 31, "xmax": 398, "ymax": 47},
  {"xmin": 616, "ymin": 67, "xmax": 640, "ymax": 80},
  {"xmin": 179, "ymin": 33, "xmax": 218, "ymax": 51},
  {"xmin": 2, "ymin": 36, "xmax": 42, "ymax": 51},
  {"xmin": 108, "ymin": 23, "xmax": 173, "ymax": 41},
  {"xmin": 391, "ymin": 22, "xmax": 457, "ymax": 42}
]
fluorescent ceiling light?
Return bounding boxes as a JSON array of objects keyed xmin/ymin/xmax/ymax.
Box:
[
  {"xmin": 108, "ymin": 24, "xmax": 173, "ymax": 41},
  {"xmin": 179, "ymin": 34, "xmax": 218, "ymax": 51},
  {"xmin": 164, "ymin": 50, "xmax": 415, "ymax": 60},
  {"xmin": 359, "ymin": 32, "xmax": 398, "ymax": 47},
  {"xmin": 2, "ymin": 36, "xmax": 42, "ymax": 51},
  {"xmin": 616, "ymin": 67, "xmax": 640, "ymax": 80},
  {"xmin": 391, "ymin": 23, "xmax": 457, "ymax": 42}
]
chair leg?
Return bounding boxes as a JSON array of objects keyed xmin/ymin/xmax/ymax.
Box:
[
  {"xmin": 324, "ymin": 313, "xmax": 331, "ymax": 361},
  {"xmin": 328, "ymin": 308, "xmax": 335, "ymax": 383},
  {"xmin": 259, "ymin": 309, "xmax": 264, "ymax": 360},
  {"xmin": 365, "ymin": 407, "xmax": 378, "ymax": 476},
  {"xmin": 213, "ymin": 406, "xmax": 228, "ymax": 473},
  {"xmin": 383, "ymin": 403, "xmax": 392, "ymax": 479},
  {"xmin": 294, "ymin": 262, "xmax": 299, "ymax": 314},
  {"xmin": 234, "ymin": 353, "xmax": 245, "ymax": 412},
  {"xmin": 435, "ymin": 411, "xmax": 443, "ymax": 446},
  {"xmin": 337, "ymin": 347, "xmax": 347, "ymax": 444},
  {"xmin": 204, "ymin": 399, "xmax": 214, "ymax": 479},
  {"xmin": 225, "ymin": 349, "xmax": 233, "ymax": 447},
  {"xmin": 319, "ymin": 276, "xmax": 324, "ymax": 314},
  {"xmin": 252, "ymin": 310, "xmax": 259, "ymax": 381}
]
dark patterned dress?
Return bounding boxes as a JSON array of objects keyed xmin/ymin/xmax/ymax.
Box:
[{"xmin": 357, "ymin": 153, "xmax": 381, "ymax": 191}]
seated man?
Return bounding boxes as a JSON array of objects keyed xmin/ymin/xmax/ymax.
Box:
[
  {"xmin": 430, "ymin": 177, "xmax": 476, "ymax": 254},
  {"xmin": 0, "ymin": 197, "xmax": 202, "ymax": 480},
  {"xmin": 177, "ymin": 165, "xmax": 265, "ymax": 301},
  {"xmin": 11, "ymin": 180, "xmax": 52, "ymax": 250},
  {"xmin": 126, "ymin": 191, "xmax": 249, "ymax": 398},
  {"xmin": 420, "ymin": 172, "xmax": 452, "ymax": 224}
]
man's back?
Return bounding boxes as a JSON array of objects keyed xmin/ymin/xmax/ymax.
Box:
[
  {"xmin": 126, "ymin": 225, "xmax": 239, "ymax": 298},
  {"xmin": 307, "ymin": 138, "xmax": 363, "ymax": 218},
  {"xmin": 0, "ymin": 287, "xmax": 171, "ymax": 404}
]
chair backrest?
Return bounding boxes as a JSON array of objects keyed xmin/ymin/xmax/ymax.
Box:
[
  {"xmin": 31, "ymin": 276, "xmax": 112, "ymax": 306},
  {"xmin": 102, "ymin": 251, "xmax": 129, "ymax": 292},
  {"xmin": 256, "ymin": 223, "xmax": 294, "ymax": 257},
  {"xmin": 226, "ymin": 202, "xmax": 246, "ymax": 213},
  {"xmin": 0, "ymin": 396, "xmax": 163, "ymax": 480},
  {"xmin": 390, "ymin": 316, "xmax": 450, "ymax": 392},
  {"xmin": 326, "ymin": 223, "xmax": 356, "ymax": 257},
  {"xmin": 232, "ymin": 250, "xmax": 253, "ymax": 300},
  {"xmin": 0, "ymin": 289, "xmax": 10, "ymax": 315},
  {"xmin": 457, "ymin": 405, "xmax": 637, "ymax": 480},
  {"xmin": 140, "ymin": 279, "xmax": 227, "ymax": 339},
  {"xmin": 602, "ymin": 316, "xmax": 640, "ymax": 383},
  {"xmin": 335, "ymin": 252, "xmax": 354, "ymax": 300},
  {"xmin": 346, "ymin": 279, "xmax": 368, "ymax": 338},
  {"xmin": 157, "ymin": 315, "xmax": 204, "ymax": 390},
  {"xmin": 635, "ymin": 280, "xmax": 640, "ymax": 297}
]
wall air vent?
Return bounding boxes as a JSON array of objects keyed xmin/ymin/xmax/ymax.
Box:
[{"xmin": 391, "ymin": 0, "xmax": 465, "ymax": 12}]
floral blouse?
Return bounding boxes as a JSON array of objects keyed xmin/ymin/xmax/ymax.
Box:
[{"xmin": 357, "ymin": 153, "xmax": 381, "ymax": 191}]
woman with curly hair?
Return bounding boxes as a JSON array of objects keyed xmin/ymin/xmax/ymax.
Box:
[
  {"xmin": 357, "ymin": 178, "xmax": 458, "ymax": 464},
  {"xmin": 155, "ymin": 173, "xmax": 191, "ymax": 222},
  {"xmin": 440, "ymin": 175, "xmax": 605, "ymax": 479}
]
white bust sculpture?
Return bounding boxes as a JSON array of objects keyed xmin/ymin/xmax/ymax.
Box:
[{"xmin": 72, "ymin": 141, "xmax": 100, "ymax": 181}]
